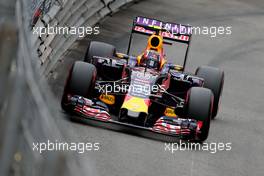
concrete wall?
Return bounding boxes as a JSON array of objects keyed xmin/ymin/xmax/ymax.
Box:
[{"xmin": 31, "ymin": 0, "xmax": 139, "ymax": 76}]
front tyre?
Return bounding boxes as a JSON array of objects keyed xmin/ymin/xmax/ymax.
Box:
[
  {"xmin": 185, "ymin": 87, "xmax": 213, "ymax": 142},
  {"xmin": 61, "ymin": 61, "xmax": 96, "ymax": 111},
  {"xmin": 196, "ymin": 66, "xmax": 224, "ymax": 119}
]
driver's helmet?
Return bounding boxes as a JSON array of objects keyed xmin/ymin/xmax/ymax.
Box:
[{"xmin": 141, "ymin": 50, "xmax": 161, "ymax": 69}]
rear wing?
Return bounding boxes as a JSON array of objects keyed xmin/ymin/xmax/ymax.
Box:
[
  {"xmin": 132, "ymin": 16, "xmax": 193, "ymax": 44},
  {"xmin": 127, "ymin": 16, "xmax": 193, "ymax": 71}
]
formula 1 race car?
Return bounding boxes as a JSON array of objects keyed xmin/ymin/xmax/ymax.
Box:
[{"xmin": 61, "ymin": 16, "xmax": 224, "ymax": 142}]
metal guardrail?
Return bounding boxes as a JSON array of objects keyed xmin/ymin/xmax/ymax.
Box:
[
  {"xmin": 0, "ymin": 0, "xmax": 140, "ymax": 175},
  {"xmin": 0, "ymin": 1, "xmax": 18, "ymax": 174},
  {"xmin": 0, "ymin": 0, "xmax": 93, "ymax": 175}
]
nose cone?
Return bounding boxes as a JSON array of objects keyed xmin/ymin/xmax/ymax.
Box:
[{"xmin": 121, "ymin": 95, "xmax": 150, "ymax": 114}]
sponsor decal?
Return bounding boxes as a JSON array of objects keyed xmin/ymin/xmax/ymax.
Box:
[
  {"xmin": 164, "ymin": 107, "xmax": 177, "ymax": 117},
  {"xmin": 135, "ymin": 16, "xmax": 192, "ymax": 35},
  {"xmin": 134, "ymin": 25, "xmax": 190, "ymax": 42},
  {"xmin": 99, "ymin": 94, "xmax": 115, "ymax": 105}
]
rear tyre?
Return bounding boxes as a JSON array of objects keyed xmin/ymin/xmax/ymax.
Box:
[
  {"xmin": 61, "ymin": 61, "xmax": 96, "ymax": 111},
  {"xmin": 84, "ymin": 41, "xmax": 116, "ymax": 63},
  {"xmin": 185, "ymin": 87, "xmax": 213, "ymax": 142},
  {"xmin": 196, "ymin": 66, "xmax": 224, "ymax": 119}
]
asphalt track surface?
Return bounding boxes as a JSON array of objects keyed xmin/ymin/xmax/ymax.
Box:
[{"xmin": 48, "ymin": 0, "xmax": 264, "ymax": 175}]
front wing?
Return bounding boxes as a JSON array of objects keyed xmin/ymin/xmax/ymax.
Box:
[{"xmin": 64, "ymin": 95, "xmax": 202, "ymax": 141}]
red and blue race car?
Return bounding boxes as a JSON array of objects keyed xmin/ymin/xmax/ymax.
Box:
[{"xmin": 61, "ymin": 16, "xmax": 224, "ymax": 142}]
